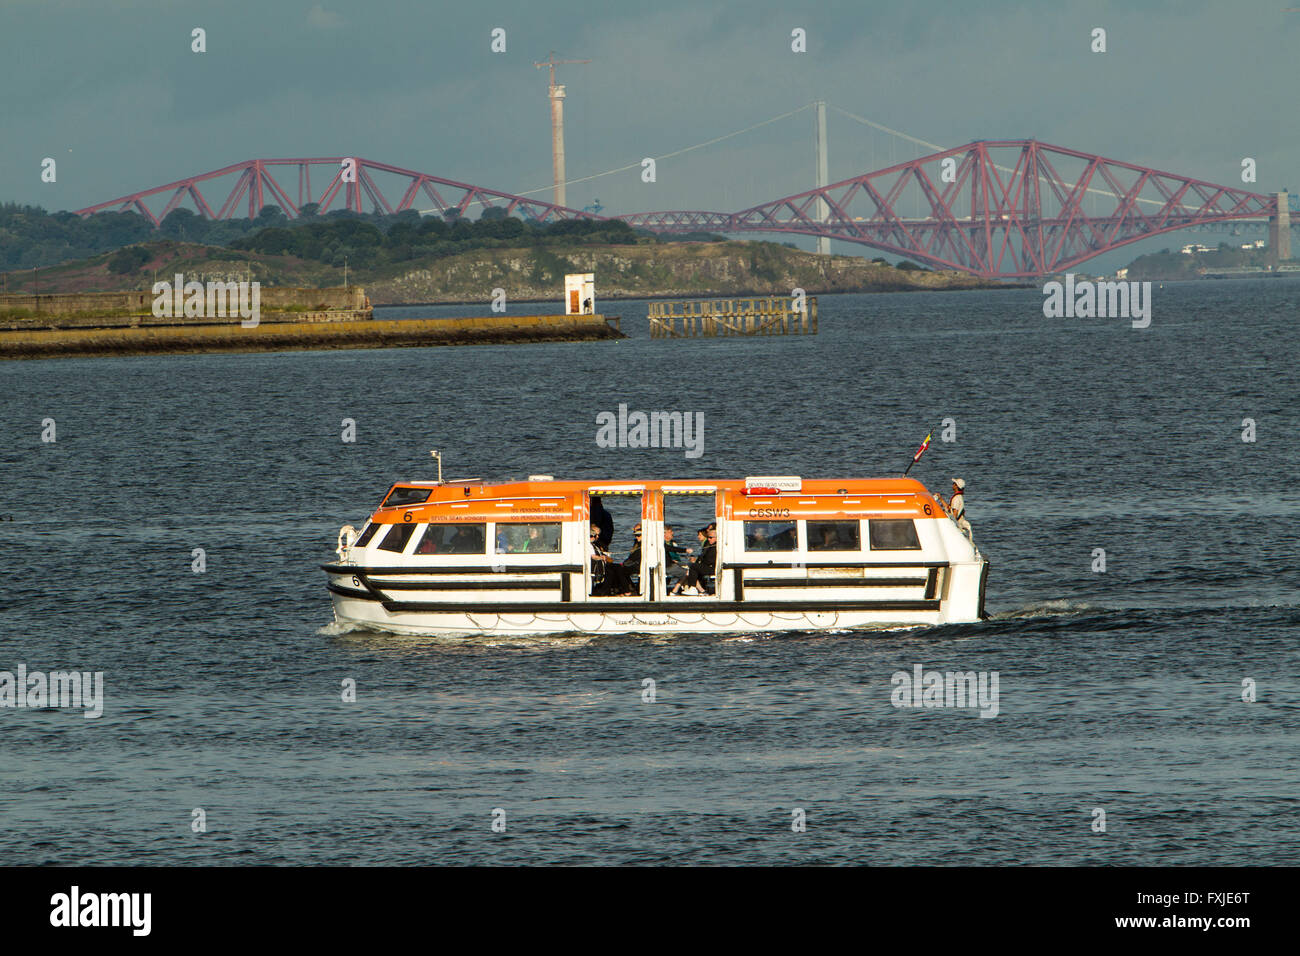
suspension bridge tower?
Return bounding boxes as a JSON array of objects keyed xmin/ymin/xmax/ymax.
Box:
[
  {"xmin": 814, "ymin": 100, "xmax": 830, "ymax": 255},
  {"xmin": 534, "ymin": 52, "xmax": 589, "ymax": 209},
  {"xmin": 1269, "ymin": 191, "xmax": 1291, "ymax": 264}
]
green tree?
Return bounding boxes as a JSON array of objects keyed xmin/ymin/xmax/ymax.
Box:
[
  {"xmin": 418, "ymin": 217, "xmax": 449, "ymax": 240},
  {"xmin": 107, "ymin": 245, "xmax": 151, "ymax": 274}
]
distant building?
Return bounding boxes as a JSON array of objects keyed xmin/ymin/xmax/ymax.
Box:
[{"xmin": 1180, "ymin": 243, "xmax": 1212, "ymax": 255}]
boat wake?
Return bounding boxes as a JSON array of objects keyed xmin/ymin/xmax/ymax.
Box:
[{"xmin": 988, "ymin": 599, "xmax": 1094, "ymax": 621}]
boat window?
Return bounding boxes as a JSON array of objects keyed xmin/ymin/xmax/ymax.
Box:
[
  {"xmin": 807, "ymin": 520, "xmax": 861, "ymax": 551},
  {"xmin": 495, "ymin": 522, "xmax": 562, "ymax": 554},
  {"xmin": 377, "ymin": 522, "xmax": 417, "ymax": 554},
  {"xmin": 383, "ymin": 486, "xmax": 432, "ymax": 508},
  {"xmin": 353, "ymin": 523, "xmax": 379, "ymax": 548},
  {"xmin": 868, "ymin": 518, "xmax": 922, "ymax": 550},
  {"xmin": 414, "ymin": 523, "xmax": 485, "ymax": 555},
  {"xmin": 743, "ymin": 520, "xmax": 798, "ymax": 551}
]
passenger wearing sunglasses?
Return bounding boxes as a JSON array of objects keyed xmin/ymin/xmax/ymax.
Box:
[
  {"xmin": 670, "ymin": 523, "xmax": 716, "ymax": 596},
  {"xmin": 589, "ymin": 523, "xmax": 635, "ymax": 596}
]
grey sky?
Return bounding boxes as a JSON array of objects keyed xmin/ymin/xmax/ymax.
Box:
[{"xmin": 2, "ymin": 0, "xmax": 1296, "ymax": 268}]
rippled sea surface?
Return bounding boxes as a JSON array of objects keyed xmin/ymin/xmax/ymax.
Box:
[{"xmin": 1, "ymin": 280, "xmax": 1297, "ymax": 865}]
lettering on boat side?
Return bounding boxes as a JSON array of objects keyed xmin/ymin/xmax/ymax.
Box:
[{"xmin": 411, "ymin": 511, "xmax": 561, "ymax": 521}]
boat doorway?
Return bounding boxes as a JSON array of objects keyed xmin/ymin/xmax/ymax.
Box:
[
  {"xmin": 585, "ymin": 487, "xmax": 651, "ymax": 601},
  {"xmin": 661, "ymin": 486, "xmax": 720, "ymax": 599}
]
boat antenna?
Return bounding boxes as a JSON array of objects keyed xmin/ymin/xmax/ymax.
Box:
[{"xmin": 430, "ymin": 449, "xmax": 443, "ymax": 484}]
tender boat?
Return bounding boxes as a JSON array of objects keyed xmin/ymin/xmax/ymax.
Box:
[{"xmin": 323, "ymin": 469, "xmax": 989, "ymax": 636}]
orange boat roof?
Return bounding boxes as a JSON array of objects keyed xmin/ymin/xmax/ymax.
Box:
[{"xmin": 367, "ymin": 476, "xmax": 944, "ymax": 524}]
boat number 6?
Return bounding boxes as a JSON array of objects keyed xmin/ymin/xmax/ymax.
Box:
[
  {"xmin": 352, "ymin": 575, "xmax": 362, "ymax": 587},
  {"xmin": 403, "ymin": 511, "xmax": 413, "ymax": 522},
  {"xmin": 923, "ymin": 504, "xmax": 932, "ymax": 515}
]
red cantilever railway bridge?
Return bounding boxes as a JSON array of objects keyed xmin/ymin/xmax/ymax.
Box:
[{"xmin": 75, "ymin": 141, "xmax": 1290, "ymax": 279}]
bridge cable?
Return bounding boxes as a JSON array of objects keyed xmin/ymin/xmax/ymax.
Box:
[
  {"xmin": 830, "ymin": 104, "xmax": 1162, "ymax": 207},
  {"xmin": 510, "ymin": 104, "xmax": 816, "ymax": 199}
]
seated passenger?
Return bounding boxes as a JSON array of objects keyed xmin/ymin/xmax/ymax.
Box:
[
  {"xmin": 589, "ymin": 496, "xmax": 614, "ymax": 551},
  {"xmin": 588, "ymin": 525, "xmax": 606, "ymax": 591},
  {"xmin": 415, "ymin": 527, "xmax": 440, "ymax": 554},
  {"xmin": 772, "ymin": 524, "xmax": 797, "ymax": 550},
  {"xmin": 664, "ymin": 525, "xmax": 692, "ymax": 589},
  {"xmin": 589, "ymin": 523, "xmax": 635, "ymax": 596},
  {"xmin": 671, "ymin": 524, "xmax": 716, "ymax": 595},
  {"xmin": 664, "ymin": 525, "xmax": 693, "ymax": 565},
  {"xmin": 621, "ymin": 523, "xmax": 643, "ymax": 594},
  {"xmin": 521, "ymin": 526, "xmax": 543, "ymax": 552},
  {"xmin": 447, "ymin": 526, "xmax": 483, "ymax": 554}
]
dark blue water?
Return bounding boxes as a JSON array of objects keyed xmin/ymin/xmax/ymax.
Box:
[{"xmin": 1, "ymin": 280, "xmax": 1297, "ymax": 864}]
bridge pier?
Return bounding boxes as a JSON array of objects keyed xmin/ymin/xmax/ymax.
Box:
[{"xmin": 1268, "ymin": 190, "xmax": 1290, "ymax": 265}]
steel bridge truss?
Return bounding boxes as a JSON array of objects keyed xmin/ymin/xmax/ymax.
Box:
[
  {"xmin": 74, "ymin": 157, "xmax": 596, "ymax": 226},
  {"xmin": 75, "ymin": 143, "xmax": 1287, "ymax": 278},
  {"xmin": 619, "ymin": 140, "xmax": 1284, "ymax": 278}
]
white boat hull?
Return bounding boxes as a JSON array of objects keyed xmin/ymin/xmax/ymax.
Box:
[{"xmin": 326, "ymin": 561, "xmax": 987, "ymax": 636}]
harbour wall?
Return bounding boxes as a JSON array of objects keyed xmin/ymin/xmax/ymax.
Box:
[
  {"xmin": 0, "ymin": 313, "xmax": 623, "ymax": 360},
  {"xmin": 0, "ymin": 286, "xmax": 370, "ymax": 329}
]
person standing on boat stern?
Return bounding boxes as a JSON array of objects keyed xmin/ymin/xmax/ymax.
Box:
[{"xmin": 948, "ymin": 478, "xmax": 972, "ymax": 541}]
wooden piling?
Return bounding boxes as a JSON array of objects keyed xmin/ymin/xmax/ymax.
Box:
[{"xmin": 646, "ymin": 294, "xmax": 818, "ymax": 338}]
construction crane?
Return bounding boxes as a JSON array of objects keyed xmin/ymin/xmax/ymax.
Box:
[{"xmin": 534, "ymin": 51, "xmax": 589, "ymax": 209}]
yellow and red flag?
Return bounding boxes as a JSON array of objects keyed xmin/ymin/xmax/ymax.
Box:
[{"xmin": 904, "ymin": 430, "xmax": 933, "ymax": 475}]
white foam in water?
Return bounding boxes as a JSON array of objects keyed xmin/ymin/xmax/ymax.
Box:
[{"xmin": 993, "ymin": 600, "xmax": 1092, "ymax": 620}]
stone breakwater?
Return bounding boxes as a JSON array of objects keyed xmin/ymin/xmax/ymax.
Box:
[
  {"xmin": 0, "ymin": 314, "xmax": 623, "ymax": 360},
  {"xmin": 0, "ymin": 286, "xmax": 368, "ymax": 328}
]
